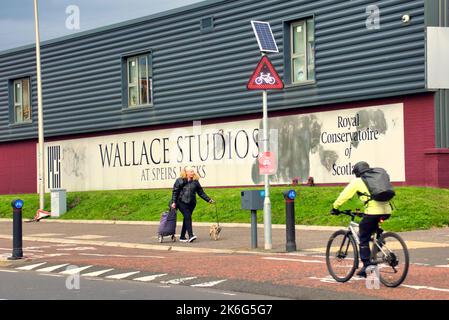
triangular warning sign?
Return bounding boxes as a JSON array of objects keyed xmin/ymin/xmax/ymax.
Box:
[{"xmin": 247, "ymin": 56, "xmax": 284, "ymax": 90}]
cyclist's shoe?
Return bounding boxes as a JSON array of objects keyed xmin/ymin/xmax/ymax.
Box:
[{"xmin": 356, "ymin": 267, "xmax": 367, "ymax": 278}]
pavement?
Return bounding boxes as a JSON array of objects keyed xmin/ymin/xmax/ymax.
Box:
[{"xmin": 1, "ymin": 219, "xmax": 449, "ymax": 300}]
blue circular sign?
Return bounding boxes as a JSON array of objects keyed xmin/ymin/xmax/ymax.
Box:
[
  {"xmin": 13, "ymin": 199, "xmax": 24, "ymax": 209},
  {"xmin": 288, "ymin": 190, "xmax": 297, "ymax": 200},
  {"xmin": 260, "ymin": 190, "xmax": 265, "ymax": 198}
]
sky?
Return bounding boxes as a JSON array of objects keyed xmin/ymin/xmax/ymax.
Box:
[{"xmin": 0, "ymin": 0, "xmax": 204, "ymax": 52}]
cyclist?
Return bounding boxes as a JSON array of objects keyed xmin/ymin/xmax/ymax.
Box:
[{"xmin": 330, "ymin": 161, "xmax": 392, "ymax": 278}]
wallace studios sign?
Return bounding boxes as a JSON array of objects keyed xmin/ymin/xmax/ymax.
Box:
[{"xmin": 43, "ymin": 103, "xmax": 405, "ymax": 192}]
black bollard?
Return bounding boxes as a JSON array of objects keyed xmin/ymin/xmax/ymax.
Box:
[
  {"xmin": 251, "ymin": 210, "xmax": 258, "ymax": 249},
  {"xmin": 282, "ymin": 190, "xmax": 297, "ymax": 252},
  {"xmin": 9, "ymin": 199, "xmax": 24, "ymax": 260}
]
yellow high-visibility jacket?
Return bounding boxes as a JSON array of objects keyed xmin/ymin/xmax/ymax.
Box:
[{"xmin": 333, "ymin": 178, "xmax": 392, "ymax": 215}]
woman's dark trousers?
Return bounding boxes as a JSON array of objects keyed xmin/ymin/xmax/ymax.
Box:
[{"xmin": 177, "ymin": 202, "xmax": 196, "ymax": 239}]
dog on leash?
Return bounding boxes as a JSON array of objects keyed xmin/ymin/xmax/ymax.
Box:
[{"xmin": 209, "ymin": 224, "xmax": 222, "ymax": 240}]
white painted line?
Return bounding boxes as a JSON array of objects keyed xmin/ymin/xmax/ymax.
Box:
[
  {"xmin": 56, "ymin": 247, "xmax": 97, "ymax": 251},
  {"xmin": 263, "ymin": 257, "xmax": 324, "ymax": 264},
  {"xmin": 219, "ymin": 292, "xmax": 236, "ymax": 296},
  {"xmin": 28, "ymin": 233, "xmax": 65, "ymax": 237},
  {"xmin": 191, "ymin": 280, "xmax": 227, "ymax": 288},
  {"xmin": 133, "ymin": 274, "xmax": 168, "ymax": 282},
  {"xmin": 16, "ymin": 262, "xmax": 47, "ymax": 271},
  {"xmin": 39, "ymin": 274, "xmax": 64, "ymax": 278},
  {"xmin": 82, "ymin": 269, "xmax": 115, "ymax": 277},
  {"xmin": 59, "ymin": 266, "xmax": 93, "ymax": 275},
  {"xmin": 36, "ymin": 264, "xmax": 70, "ymax": 273},
  {"xmin": 105, "ymin": 271, "xmax": 140, "ymax": 280},
  {"xmin": 435, "ymin": 265, "xmax": 449, "ymax": 268},
  {"xmin": 403, "ymin": 285, "xmax": 449, "ymax": 293},
  {"xmin": 65, "ymin": 235, "xmax": 109, "ymax": 240},
  {"xmin": 161, "ymin": 277, "xmax": 198, "ymax": 285},
  {"xmin": 0, "ymin": 269, "xmax": 18, "ymax": 273},
  {"xmin": 79, "ymin": 253, "xmax": 165, "ymax": 259}
]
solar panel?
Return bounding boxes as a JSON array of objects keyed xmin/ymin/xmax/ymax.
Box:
[{"xmin": 251, "ymin": 21, "xmax": 279, "ymax": 53}]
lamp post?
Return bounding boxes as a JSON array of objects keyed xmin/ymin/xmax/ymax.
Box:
[{"xmin": 34, "ymin": 0, "xmax": 45, "ymax": 210}]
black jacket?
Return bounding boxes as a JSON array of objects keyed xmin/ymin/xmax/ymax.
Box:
[{"xmin": 171, "ymin": 178, "xmax": 211, "ymax": 205}]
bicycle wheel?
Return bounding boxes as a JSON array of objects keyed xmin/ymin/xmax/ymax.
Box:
[
  {"xmin": 326, "ymin": 230, "xmax": 359, "ymax": 282},
  {"xmin": 371, "ymin": 232, "xmax": 409, "ymax": 288}
]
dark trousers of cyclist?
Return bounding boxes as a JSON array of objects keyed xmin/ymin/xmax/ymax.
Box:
[
  {"xmin": 359, "ymin": 214, "xmax": 390, "ymax": 267},
  {"xmin": 177, "ymin": 201, "xmax": 196, "ymax": 239}
]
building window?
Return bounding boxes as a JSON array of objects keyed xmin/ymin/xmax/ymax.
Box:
[
  {"xmin": 12, "ymin": 78, "xmax": 31, "ymax": 123},
  {"xmin": 126, "ymin": 53, "xmax": 152, "ymax": 108},
  {"xmin": 291, "ymin": 19, "xmax": 315, "ymax": 84}
]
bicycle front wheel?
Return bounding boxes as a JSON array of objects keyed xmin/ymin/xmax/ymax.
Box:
[
  {"xmin": 326, "ymin": 230, "xmax": 359, "ymax": 282},
  {"xmin": 372, "ymin": 232, "xmax": 409, "ymax": 288}
]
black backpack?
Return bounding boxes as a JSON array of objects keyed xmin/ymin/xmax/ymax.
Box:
[{"xmin": 360, "ymin": 168, "xmax": 395, "ymax": 202}]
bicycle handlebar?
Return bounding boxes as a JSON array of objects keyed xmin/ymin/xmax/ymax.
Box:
[{"xmin": 333, "ymin": 209, "xmax": 364, "ymax": 218}]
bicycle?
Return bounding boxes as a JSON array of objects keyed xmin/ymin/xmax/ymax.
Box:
[{"xmin": 325, "ymin": 209, "xmax": 409, "ymax": 288}]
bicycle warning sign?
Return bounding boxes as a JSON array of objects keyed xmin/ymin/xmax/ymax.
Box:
[{"xmin": 247, "ymin": 56, "xmax": 284, "ymax": 90}]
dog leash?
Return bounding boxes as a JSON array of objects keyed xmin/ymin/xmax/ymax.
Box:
[{"xmin": 214, "ymin": 202, "xmax": 220, "ymax": 227}]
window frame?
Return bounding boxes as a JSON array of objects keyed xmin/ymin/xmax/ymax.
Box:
[
  {"xmin": 9, "ymin": 77, "xmax": 32, "ymax": 125},
  {"xmin": 121, "ymin": 50, "xmax": 153, "ymax": 111},
  {"xmin": 283, "ymin": 15, "xmax": 316, "ymax": 88}
]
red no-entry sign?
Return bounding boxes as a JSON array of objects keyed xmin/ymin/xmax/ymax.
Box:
[{"xmin": 258, "ymin": 151, "xmax": 277, "ymax": 175}]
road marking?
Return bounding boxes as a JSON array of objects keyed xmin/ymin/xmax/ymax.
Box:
[
  {"xmin": 105, "ymin": 271, "xmax": 140, "ymax": 280},
  {"xmin": 218, "ymin": 292, "xmax": 236, "ymax": 296},
  {"xmin": 65, "ymin": 235, "xmax": 109, "ymax": 240},
  {"xmin": 82, "ymin": 269, "xmax": 115, "ymax": 277},
  {"xmin": 191, "ymin": 280, "xmax": 227, "ymax": 287},
  {"xmin": 36, "ymin": 264, "xmax": 70, "ymax": 272},
  {"xmin": 0, "ymin": 269, "xmax": 18, "ymax": 273},
  {"xmin": 56, "ymin": 247, "xmax": 97, "ymax": 251},
  {"xmin": 133, "ymin": 274, "xmax": 168, "ymax": 282},
  {"xmin": 263, "ymin": 257, "xmax": 324, "ymax": 264},
  {"xmin": 28, "ymin": 233, "xmax": 65, "ymax": 237},
  {"xmin": 161, "ymin": 277, "xmax": 198, "ymax": 285},
  {"xmin": 435, "ymin": 265, "xmax": 449, "ymax": 268},
  {"xmin": 78, "ymin": 253, "xmax": 165, "ymax": 259},
  {"xmin": 39, "ymin": 274, "xmax": 64, "ymax": 278},
  {"xmin": 305, "ymin": 241, "xmax": 449, "ymax": 253},
  {"xmin": 402, "ymin": 285, "xmax": 449, "ymax": 293},
  {"xmin": 16, "ymin": 262, "xmax": 47, "ymax": 271},
  {"xmin": 59, "ymin": 265, "xmax": 93, "ymax": 275}
]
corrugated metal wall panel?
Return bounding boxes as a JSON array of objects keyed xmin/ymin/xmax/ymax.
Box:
[{"xmin": 0, "ymin": 0, "xmax": 427, "ymax": 142}]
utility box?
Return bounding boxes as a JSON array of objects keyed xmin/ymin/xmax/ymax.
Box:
[
  {"xmin": 241, "ymin": 190, "xmax": 264, "ymax": 210},
  {"xmin": 51, "ymin": 189, "xmax": 67, "ymax": 218}
]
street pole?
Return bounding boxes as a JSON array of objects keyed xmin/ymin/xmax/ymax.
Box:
[
  {"xmin": 262, "ymin": 88, "xmax": 272, "ymax": 250},
  {"xmin": 34, "ymin": 0, "xmax": 45, "ymax": 210}
]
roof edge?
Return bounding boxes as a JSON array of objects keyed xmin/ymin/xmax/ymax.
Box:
[{"xmin": 0, "ymin": 0, "xmax": 230, "ymax": 57}]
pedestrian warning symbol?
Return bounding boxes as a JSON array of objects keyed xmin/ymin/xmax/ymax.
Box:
[{"xmin": 247, "ymin": 56, "xmax": 284, "ymax": 90}]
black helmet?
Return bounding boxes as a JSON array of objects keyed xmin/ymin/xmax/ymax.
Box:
[{"xmin": 352, "ymin": 161, "xmax": 370, "ymax": 177}]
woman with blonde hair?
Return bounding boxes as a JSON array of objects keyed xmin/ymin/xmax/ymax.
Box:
[{"xmin": 171, "ymin": 166, "xmax": 214, "ymax": 242}]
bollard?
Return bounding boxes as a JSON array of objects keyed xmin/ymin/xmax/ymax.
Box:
[
  {"xmin": 282, "ymin": 190, "xmax": 297, "ymax": 252},
  {"xmin": 9, "ymin": 199, "xmax": 24, "ymax": 260},
  {"xmin": 251, "ymin": 210, "xmax": 258, "ymax": 249}
]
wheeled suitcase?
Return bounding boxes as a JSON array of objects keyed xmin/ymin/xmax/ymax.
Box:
[{"xmin": 157, "ymin": 208, "xmax": 177, "ymax": 243}]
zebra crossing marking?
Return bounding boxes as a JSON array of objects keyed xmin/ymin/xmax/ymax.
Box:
[
  {"xmin": 16, "ymin": 262, "xmax": 47, "ymax": 271},
  {"xmin": 133, "ymin": 274, "xmax": 168, "ymax": 282},
  {"xmin": 105, "ymin": 271, "xmax": 140, "ymax": 280}
]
